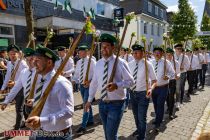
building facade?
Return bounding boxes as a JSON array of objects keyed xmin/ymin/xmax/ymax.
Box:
[
  {"xmin": 0, "ymin": 0, "xmax": 119, "ymax": 47},
  {"xmin": 120, "ymin": 0, "xmax": 168, "ymax": 50}
]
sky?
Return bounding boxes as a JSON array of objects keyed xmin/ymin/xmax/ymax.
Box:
[{"xmin": 160, "ymin": 0, "xmax": 206, "ymax": 26}]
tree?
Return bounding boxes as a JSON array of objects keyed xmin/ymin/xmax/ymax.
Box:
[
  {"xmin": 171, "ymin": 0, "xmax": 197, "ymax": 43},
  {"xmin": 200, "ymin": 11, "xmax": 210, "ymax": 50},
  {"xmin": 24, "ymin": 0, "xmax": 35, "ymax": 49}
]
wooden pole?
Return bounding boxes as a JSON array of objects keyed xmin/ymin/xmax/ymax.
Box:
[{"xmin": 142, "ymin": 37, "xmax": 149, "ymax": 95}]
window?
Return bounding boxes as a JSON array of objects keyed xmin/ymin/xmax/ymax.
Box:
[
  {"xmin": 160, "ymin": 9, "xmax": 163, "ymax": 18},
  {"xmin": 151, "ymin": 23, "xmax": 154, "ymax": 35},
  {"xmin": 148, "ymin": 2, "xmax": 152, "ymax": 13},
  {"xmin": 144, "ymin": 22, "xmax": 147, "ymax": 34},
  {"xmin": 157, "ymin": 24, "xmax": 160, "ymax": 36},
  {"xmin": 155, "ymin": 6, "xmax": 158, "ymax": 16},
  {"xmin": 97, "ymin": 3, "xmax": 105, "ymax": 16},
  {"xmin": 0, "ymin": 26, "xmax": 13, "ymax": 35}
]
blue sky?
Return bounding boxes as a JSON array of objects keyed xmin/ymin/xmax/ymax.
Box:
[{"xmin": 160, "ymin": 0, "xmax": 205, "ymax": 26}]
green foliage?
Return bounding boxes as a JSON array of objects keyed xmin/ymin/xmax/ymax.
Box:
[
  {"xmin": 200, "ymin": 12, "xmax": 210, "ymax": 50},
  {"xmin": 192, "ymin": 38, "xmax": 203, "ymax": 49},
  {"xmin": 171, "ymin": 0, "xmax": 197, "ymax": 43}
]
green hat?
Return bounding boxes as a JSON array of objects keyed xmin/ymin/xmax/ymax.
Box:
[
  {"xmin": 166, "ymin": 48, "xmax": 174, "ymax": 54},
  {"xmin": 100, "ymin": 33, "xmax": 117, "ymax": 45},
  {"xmin": 186, "ymin": 48, "xmax": 192, "ymax": 52},
  {"xmin": 121, "ymin": 46, "xmax": 128, "ymax": 51},
  {"xmin": 174, "ymin": 43, "xmax": 183, "ymax": 49},
  {"xmin": 193, "ymin": 47, "xmax": 199, "ymax": 51},
  {"xmin": 0, "ymin": 46, "xmax": 7, "ymax": 52},
  {"xmin": 57, "ymin": 46, "xmax": 66, "ymax": 51},
  {"xmin": 132, "ymin": 44, "xmax": 144, "ymax": 51},
  {"xmin": 78, "ymin": 45, "xmax": 89, "ymax": 51},
  {"xmin": 7, "ymin": 44, "xmax": 20, "ymax": 52},
  {"xmin": 153, "ymin": 46, "xmax": 164, "ymax": 52},
  {"xmin": 23, "ymin": 48, "xmax": 35, "ymax": 57},
  {"xmin": 34, "ymin": 45, "xmax": 59, "ymax": 62},
  {"xmin": 0, "ymin": 39, "xmax": 8, "ymax": 47},
  {"xmin": 200, "ymin": 46, "xmax": 206, "ymax": 50}
]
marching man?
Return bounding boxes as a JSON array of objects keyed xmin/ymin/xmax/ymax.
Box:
[
  {"xmin": 0, "ymin": 44, "xmax": 28, "ymax": 130},
  {"xmin": 151, "ymin": 46, "xmax": 175, "ymax": 131},
  {"xmin": 55, "ymin": 46, "xmax": 75, "ymax": 81},
  {"xmin": 72, "ymin": 45, "xmax": 96, "ymax": 133},
  {"xmin": 165, "ymin": 47, "xmax": 180, "ymax": 119},
  {"xmin": 25, "ymin": 46, "xmax": 74, "ymax": 140},
  {"xmin": 128, "ymin": 44, "xmax": 157, "ymax": 139},
  {"xmin": 85, "ymin": 33, "xmax": 134, "ymax": 140}
]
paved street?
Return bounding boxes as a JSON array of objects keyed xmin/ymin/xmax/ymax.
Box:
[{"xmin": 0, "ymin": 75, "xmax": 210, "ymax": 140}]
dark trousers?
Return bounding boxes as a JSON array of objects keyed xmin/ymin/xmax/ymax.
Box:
[
  {"xmin": 80, "ymin": 84, "xmax": 93, "ymax": 128},
  {"xmin": 23, "ymin": 105, "xmax": 32, "ymax": 120},
  {"xmin": 152, "ymin": 85, "xmax": 168, "ymax": 127},
  {"xmin": 196, "ymin": 69, "xmax": 202, "ymax": 87},
  {"xmin": 130, "ymin": 91, "xmax": 149, "ymax": 140},
  {"xmin": 187, "ymin": 70, "xmax": 195, "ymax": 94},
  {"xmin": 166, "ymin": 80, "xmax": 176, "ymax": 116},
  {"xmin": 180, "ymin": 72, "xmax": 187, "ymax": 104},
  {"xmin": 14, "ymin": 88, "xmax": 24, "ymax": 130},
  {"xmin": 99, "ymin": 100, "xmax": 125, "ymax": 140},
  {"xmin": 201, "ymin": 64, "xmax": 208, "ymax": 87}
]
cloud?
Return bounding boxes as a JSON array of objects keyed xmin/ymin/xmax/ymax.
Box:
[{"xmin": 167, "ymin": 5, "xmax": 178, "ymax": 12}]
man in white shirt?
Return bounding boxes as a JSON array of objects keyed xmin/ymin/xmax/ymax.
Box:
[
  {"xmin": 85, "ymin": 33, "xmax": 134, "ymax": 140},
  {"xmin": 166, "ymin": 47, "xmax": 180, "ymax": 119},
  {"xmin": 0, "ymin": 44, "xmax": 28, "ymax": 130},
  {"xmin": 186, "ymin": 48, "xmax": 199, "ymax": 96},
  {"xmin": 25, "ymin": 46, "xmax": 74, "ymax": 140},
  {"xmin": 120, "ymin": 46, "xmax": 134, "ymax": 63},
  {"xmin": 128, "ymin": 44, "xmax": 157, "ymax": 139},
  {"xmin": 174, "ymin": 44, "xmax": 190, "ymax": 106},
  {"xmin": 72, "ymin": 45, "xmax": 96, "ymax": 133},
  {"xmin": 54, "ymin": 46, "xmax": 74, "ymax": 81},
  {"xmin": 194, "ymin": 47, "xmax": 204, "ymax": 89},
  {"xmin": 200, "ymin": 46, "xmax": 208, "ymax": 89},
  {"xmin": 1, "ymin": 48, "xmax": 40, "ymax": 119},
  {"xmin": 151, "ymin": 46, "xmax": 175, "ymax": 131}
]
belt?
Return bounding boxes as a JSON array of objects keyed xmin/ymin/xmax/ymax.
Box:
[
  {"xmin": 101, "ymin": 100, "xmax": 125, "ymax": 104},
  {"xmin": 60, "ymin": 127, "xmax": 70, "ymax": 134},
  {"xmin": 156, "ymin": 84, "xmax": 168, "ymax": 88}
]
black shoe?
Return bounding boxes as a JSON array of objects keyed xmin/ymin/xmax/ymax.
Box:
[
  {"xmin": 132, "ymin": 130, "xmax": 138, "ymax": 136},
  {"xmin": 169, "ymin": 115, "xmax": 174, "ymax": 120},
  {"xmin": 76, "ymin": 127, "xmax": 86, "ymax": 134},
  {"xmin": 86, "ymin": 122, "xmax": 94, "ymax": 127},
  {"xmin": 154, "ymin": 126, "xmax": 160, "ymax": 133}
]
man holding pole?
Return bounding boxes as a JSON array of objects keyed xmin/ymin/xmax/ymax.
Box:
[
  {"xmin": 85, "ymin": 33, "xmax": 134, "ymax": 140},
  {"xmin": 129, "ymin": 44, "xmax": 157, "ymax": 139},
  {"xmin": 55, "ymin": 46, "xmax": 75, "ymax": 81},
  {"xmin": 174, "ymin": 44, "xmax": 190, "ymax": 106},
  {"xmin": 25, "ymin": 46, "xmax": 74, "ymax": 140},
  {"xmin": 72, "ymin": 45, "xmax": 96, "ymax": 133},
  {"xmin": 166, "ymin": 47, "xmax": 180, "ymax": 119},
  {"xmin": 151, "ymin": 46, "xmax": 175, "ymax": 131},
  {"xmin": 0, "ymin": 44, "xmax": 28, "ymax": 130}
]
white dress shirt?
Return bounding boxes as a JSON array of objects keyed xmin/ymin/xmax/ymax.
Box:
[
  {"xmin": 128, "ymin": 59, "xmax": 157, "ymax": 91},
  {"xmin": 196, "ymin": 53, "xmax": 204, "ymax": 69},
  {"xmin": 202, "ymin": 53, "xmax": 209, "ymax": 64},
  {"xmin": 174, "ymin": 54, "xmax": 190, "ymax": 73},
  {"xmin": 121, "ymin": 54, "xmax": 134, "ymax": 63},
  {"xmin": 151, "ymin": 58, "xmax": 175, "ymax": 86},
  {"xmin": 39, "ymin": 70, "xmax": 74, "ymax": 131},
  {"xmin": 72, "ymin": 56, "xmax": 96, "ymax": 84},
  {"xmin": 1, "ymin": 59, "xmax": 28, "ymax": 90},
  {"xmin": 187, "ymin": 54, "xmax": 199, "ymax": 71},
  {"xmin": 54, "ymin": 55, "xmax": 75, "ymax": 78},
  {"xmin": 88, "ymin": 55, "xmax": 134, "ymax": 102},
  {"xmin": 169, "ymin": 59, "xmax": 181, "ymax": 79},
  {"xmin": 3, "ymin": 68, "xmax": 41, "ymax": 104}
]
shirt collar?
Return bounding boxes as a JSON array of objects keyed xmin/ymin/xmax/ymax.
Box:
[
  {"xmin": 42, "ymin": 69, "xmax": 55, "ymax": 82},
  {"xmin": 102, "ymin": 54, "xmax": 115, "ymax": 62}
]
